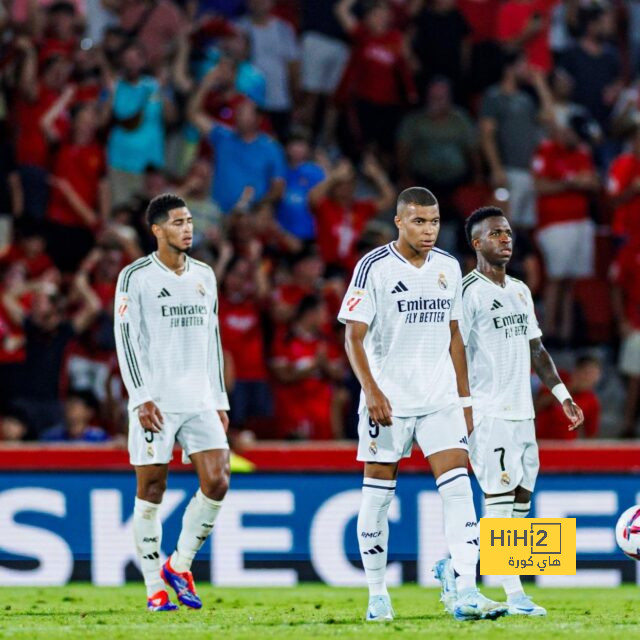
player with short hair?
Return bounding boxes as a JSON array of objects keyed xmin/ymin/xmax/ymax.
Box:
[
  {"xmin": 434, "ymin": 206, "xmax": 584, "ymax": 615},
  {"xmin": 114, "ymin": 194, "xmax": 230, "ymax": 611},
  {"xmin": 339, "ymin": 188, "xmax": 507, "ymax": 622}
]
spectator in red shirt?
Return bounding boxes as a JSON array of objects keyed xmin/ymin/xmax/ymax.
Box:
[
  {"xmin": 271, "ymin": 294, "xmax": 344, "ymax": 440},
  {"xmin": 497, "ymin": 0, "xmax": 553, "ymax": 72},
  {"xmin": 39, "ymin": 1, "xmax": 80, "ymax": 65},
  {"xmin": 271, "ymin": 246, "xmax": 325, "ymax": 329},
  {"xmin": 607, "ymin": 125, "xmax": 640, "ymax": 245},
  {"xmin": 611, "ymin": 240, "xmax": 640, "ymax": 437},
  {"xmin": 335, "ymin": 0, "xmax": 417, "ymax": 159},
  {"xmin": 308, "ymin": 154, "xmax": 394, "ymax": 272},
  {"xmin": 219, "ymin": 254, "xmax": 272, "ymax": 432},
  {"xmin": 43, "ymin": 101, "xmax": 108, "ymax": 272},
  {"xmin": 1, "ymin": 221, "xmax": 58, "ymax": 282},
  {"xmin": 535, "ymin": 356, "xmax": 601, "ymax": 439},
  {"xmin": 14, "ymin": 41, "xmax": 73, "ymax": 220},
  {"xmin": 532, "ymin": 112, "xmax": 599, "ymax": 344}
]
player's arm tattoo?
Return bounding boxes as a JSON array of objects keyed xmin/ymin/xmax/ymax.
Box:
[{"xmin": 529, "ymin": 338, "xmax": 562, "ymax": 390}]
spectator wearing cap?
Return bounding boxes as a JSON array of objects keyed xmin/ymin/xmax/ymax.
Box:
[
  {"xmin": 611, "ymin": 238, "xmax": 640, "ymax": 437},
  {"xmin": 607, "ymin": 125, "xmax": 640, "ymax": 245},
  {"xmin": 189, "ymin": 67, "xmax": 286, "ymax": 213},
  {"xmin": 277, "ymin": 130, "xmax": 326, "ymax": 241},
  {"xmin": 532, "ymin": 112, "xmax": 599, "ymax": 344},
  {"xmin": 308, "ymin": 154, "xmax": 394, "ymax": 272},
  {"xmin": 40, "ymin": 389, "xmax": 109, "ymax": 442},
  {"xmin": 535, "ymin": 356, "xmax": 601, "ymax": 439},
  {"xmin": 237, "ymin": 0, "xmax": 300, "ymax": 140}
]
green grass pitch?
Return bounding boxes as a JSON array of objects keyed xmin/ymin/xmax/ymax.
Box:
[{"xmin": 1, "ymin": 584, "xmax": 639, "ymax": 640}]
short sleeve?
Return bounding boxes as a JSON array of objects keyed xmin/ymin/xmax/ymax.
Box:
[
  {"xmin": 337, "ymin": 258, "xmax": 377, "ymax": 326},
  {"xmin": 208, "ymin": 124, "xmax": 232, "ymax": 150},
  {"xmin": 479, "ymin": 90, "xmax": 499, "ymax": 121},
  {"xmin": 523, "ymin": 285, "xmax": 542, "ymax": 340},
  {"xmin": 450, "ymin": 264, "xmax": 463, "ymax": 322},
  {"xmin": 460, "ymin": 285, "xmax": 476, "ymax": 346}
]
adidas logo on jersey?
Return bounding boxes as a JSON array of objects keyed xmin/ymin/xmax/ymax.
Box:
[
  {"xmin": 391, "ymin": 281, "xmax": 409, "ymax": 294},
  {"xmin": 157, "ymin": 288, "xmax": 171, "ymax": 298},
  {"xmin": 490, "ymin": 299, "xmax": 503, "ymax": 310}
]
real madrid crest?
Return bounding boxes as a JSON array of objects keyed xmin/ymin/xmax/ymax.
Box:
[
  {"xmin": 196, "ymin": 283, "xmax": 206, "ymax": 297},
  {"xmin": 438, "ymin": 273, "xmax": 448, "ymax": 290},
  {"xmin": 500, "ymin": 471, "xmax": 511, "ymax": 486},
  {"xmin": 369, "ymin": 441, "xmax": 377, "ymax": 455}
]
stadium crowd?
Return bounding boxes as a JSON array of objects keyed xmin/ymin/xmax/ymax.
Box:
[{"xmin": 0, "ymin": 0, "xmax": 636, "ymax": 443}]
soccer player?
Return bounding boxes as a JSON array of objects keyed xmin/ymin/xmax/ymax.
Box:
[
  {"xmin": 114, "ymin": 194, "xmax": 230, "ymax": 611},
  {"xmin": 338, "ymin": 187, "xmax": 507, "ymax": 622},
  {"xmin": 434, "ymin": 206, "xmax": 584, "ymax": 615}
]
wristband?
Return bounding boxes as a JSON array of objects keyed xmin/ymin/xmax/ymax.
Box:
[
  {"xmin": 551, "ymin": 383, "xmax": 572, "ymax": 404},
  {"xmin": 460, "ymin": 396, "xmax": 472, "ymax": 408}
]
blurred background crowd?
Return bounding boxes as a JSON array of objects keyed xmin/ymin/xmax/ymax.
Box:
[{"xmin": 0, "ymin": 0, "xmax": 637, "ymax": 445}]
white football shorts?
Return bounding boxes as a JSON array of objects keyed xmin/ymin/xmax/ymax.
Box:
[
  {"xmin": 469, "ymin": 415, "xmax": 539, "ymax": 494},
  {"xmin": 357, "ymin": 403, "xmax": 469, "ymax": 463},
  {"xmin": 128, "ymin": 409, "xmax": 229, "ymax": 466}
]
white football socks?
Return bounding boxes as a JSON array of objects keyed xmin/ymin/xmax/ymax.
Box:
[
  {"xmin": 357, "ymin": 478, "xmax": 396, "ymax": 597},
  {"xmin": 484, "ymin": 494, "xmax": 524, "ymax": 599},
  {"xmin": 171, "ymin": 489, "xmax": 223, "ymax": 573},
  {"xmin": 505, "ymin": 499, "xmax": 532, "ymax": 600},
  {"xmin": 437, "ymin": 468, "xmax": 479, "ymax": 592},
  {"xmin": 133, "ymin": 497, "xmax": 164, "ymax": 597}
]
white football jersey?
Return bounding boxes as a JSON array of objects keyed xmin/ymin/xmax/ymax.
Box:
[
  {"xmin": 460, "ymin": 269, "xmax": 542, "ymax": 420},
  {"xmin": 114, "ymin": 253, "xmax": 229, "ymax": 413},
  {"xmin": 338, "ymin": 242, "xmax": 463, "ymax": 417}
]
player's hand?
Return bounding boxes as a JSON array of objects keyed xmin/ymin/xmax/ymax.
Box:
[
  {"xmin": 138, "ymin": 401, "xmax": 164, "ymax": 433},
  {"xmin": 218, "ymin": 410, "xmax": 229, "ymax": 433},
  {"xmin": 463, "ymin": 406, "xmax": 474, "ymax": 436},
  {"xmin": 364, "ymin": 386, "xmax": 393, "ymax": 426},
  {"xmin": 563, "ymin": 399, "xmax": 584, "ymax": 432}
]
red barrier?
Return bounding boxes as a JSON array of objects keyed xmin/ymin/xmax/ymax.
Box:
[{"xmin": 0, "ymin": 441, "xmax": 639, "ymax": 472}]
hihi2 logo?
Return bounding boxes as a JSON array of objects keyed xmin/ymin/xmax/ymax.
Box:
[{"xmin": 479, "ymin": 518, "xmax": 576, "ymax": 575}]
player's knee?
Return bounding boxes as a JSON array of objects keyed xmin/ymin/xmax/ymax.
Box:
[
  {"xmin": 200, "ymin": 470, "xmax": 229, "ymax": 501},
  {"xmin": 436, "ymin": 468, "xmax": 473, "ymax": 501},
  {"xmin": 138, "ymin": 479, "xmax": 167, "ymax": 504},
  {"xmin": 514, "ymin": 486, "xmax": 532, "ymax": 503}
]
